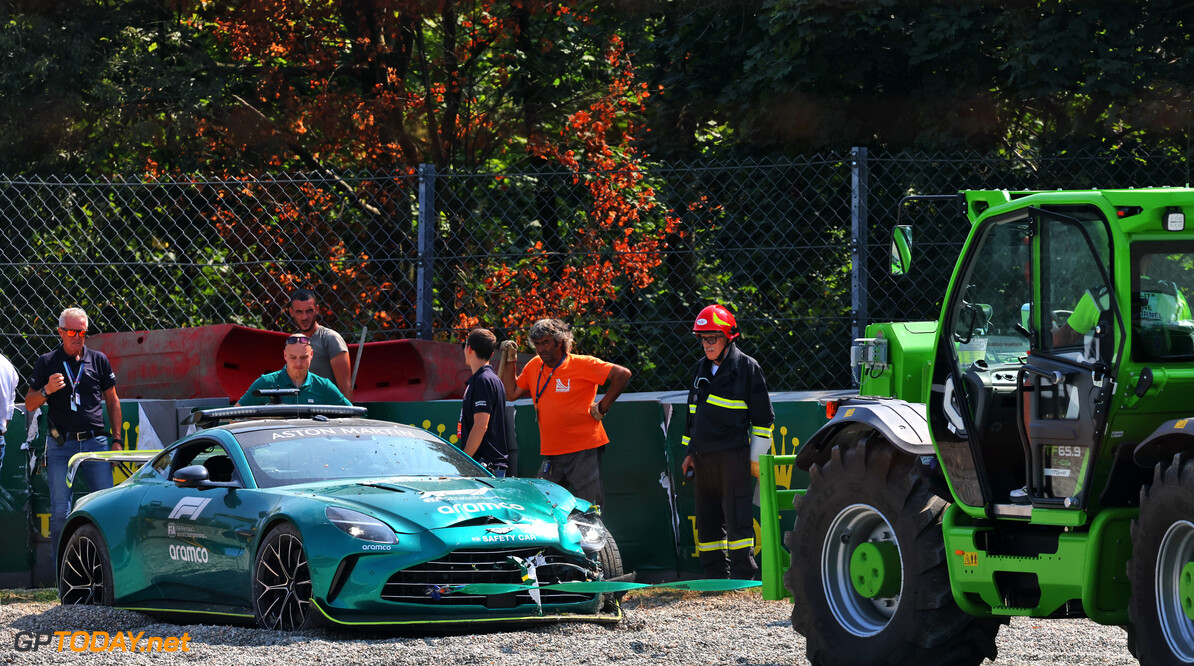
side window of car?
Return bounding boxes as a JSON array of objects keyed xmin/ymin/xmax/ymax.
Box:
[
  {"xmin": 172, "ymin": 440, "xmax": 220, "ymax": 472},
  {"xmin": 172, "ymin": 440, "xmax": 240, "ymax": 485},
  {"xmin": 150, "ymin": 450, "xmax": 174, "ymax": 476}
]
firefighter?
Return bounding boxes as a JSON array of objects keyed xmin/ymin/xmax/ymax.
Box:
[{"xmin": 681, "ymin": 304, "xmax": 774, "ymax": 579}]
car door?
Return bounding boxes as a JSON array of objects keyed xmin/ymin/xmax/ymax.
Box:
[{"xmin": 139, "ymin": 437, "xmax": 261, "ymax": 606}]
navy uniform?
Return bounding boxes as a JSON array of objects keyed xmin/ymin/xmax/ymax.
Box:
[{"xmin": 683, "ymin": 304, "xmax": 774, "ymax": 579}]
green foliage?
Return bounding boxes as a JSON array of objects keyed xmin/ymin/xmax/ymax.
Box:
[
  {"xmin": 0, "ymin": 2, "xmax": 220, "ymax": 174},
  {"xmin": 621, "ymin": 0, "xmax": 1194, "ymax": 156},
  {"xmin": 0, "ymin": 588, "xmax": 58, "ymax": 603}
]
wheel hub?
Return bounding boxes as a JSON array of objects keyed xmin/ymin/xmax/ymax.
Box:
[
  {"xmin": 1156, "ymin": 519, "xmax": 1194, "ymax": 659},
  {"xmin": 1180, "ymin": 561, "xmax": 1194, "ymax": 622},
  {"xmin": 821, "ymin": 503, "xmax": 903, "ymax": 637},
  {"xmin": 850, "ymin": 540, "xmax": 901, "ymax": 599}
]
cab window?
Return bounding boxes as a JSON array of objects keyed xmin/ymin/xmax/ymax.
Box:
[
  {"xmin": 947, "ymin": 219, "xmax": 1032, "ymax": 372},
  {"xmin": 1040, "ymin": 208, "xmax": 1113, "ymax": 358},
  {"xmin": 1132, "ymin": 242, "xmax": 1194, "ymax": 362}
]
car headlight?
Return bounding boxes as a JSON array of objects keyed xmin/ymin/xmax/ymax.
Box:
[
  {"xmin": 568, "ymin": 512, "xmax": 608, "ymax": 552},
  {"xmin": 326, "ymin": 506, "xmax": 398, "ymax": 544}
]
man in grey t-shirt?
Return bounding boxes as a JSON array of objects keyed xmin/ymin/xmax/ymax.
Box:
[{"xmin": 287, "ymin": 289, "xmax": 352, "ymax": 401}]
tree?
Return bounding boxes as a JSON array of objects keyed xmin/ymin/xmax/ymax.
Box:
[
  {"xmin": 167, "ymin": 1, "xmax": 677, "ymax": 341},
  {"xmin": 624, "ymin": 0, "xmax": 1194, "ymax": 156},
  {"xmin": 453, "ymin": 34, "xmax": 678, "ymax": 332}
]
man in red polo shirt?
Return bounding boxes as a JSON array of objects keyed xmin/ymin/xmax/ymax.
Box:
[{"xmin": 499, "ymin": 319, "xmax": 631, "ymax": 508}]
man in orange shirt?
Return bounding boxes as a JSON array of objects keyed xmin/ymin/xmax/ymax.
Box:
[{"xmin": 499, "ymin": 319, "xmax": 631, "ymax": 508}]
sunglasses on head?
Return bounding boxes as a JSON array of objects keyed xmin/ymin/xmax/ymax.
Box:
[
  {"xmin": 60, "ymin": 328, "xmax": 87, "ymax": 338},
  {"xmin": 286, "ymin": 335, "xmax": 311, "ymax": 345}
]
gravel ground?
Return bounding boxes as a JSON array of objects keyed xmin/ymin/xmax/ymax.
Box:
[{"xmin": 0, "ymin": 589, "xmax": 1137, "ymax": 665}]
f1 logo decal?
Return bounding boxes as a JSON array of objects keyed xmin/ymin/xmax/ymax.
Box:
[{"xmin": 168, "ymin": 497, "xmax": 212, "ymax": 520}]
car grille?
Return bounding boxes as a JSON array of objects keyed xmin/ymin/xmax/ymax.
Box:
[{"xmin": 381, "ymin": 547, "xmax": 595, "ymax": 607}]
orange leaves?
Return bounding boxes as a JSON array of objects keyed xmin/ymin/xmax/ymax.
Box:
[{"xmin": 448, "ymin": 33, "xmax": 673, "ymax": 333}]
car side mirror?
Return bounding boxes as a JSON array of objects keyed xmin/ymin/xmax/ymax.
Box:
[
  {"xmin": 173, "ymin": 464, "xmax": 242, "ymax": 491},
  {"xmin": 173, "ymin": 465, "xmax": 210, "ymax": 488},
  {"xmin": 891, "ymin": 225, "xmax": 913, "ymax": 276}
]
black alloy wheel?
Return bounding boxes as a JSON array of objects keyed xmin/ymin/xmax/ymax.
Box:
[{"xmin": 253, "ymin": 523, "xmax": 319, "ymax": 631}]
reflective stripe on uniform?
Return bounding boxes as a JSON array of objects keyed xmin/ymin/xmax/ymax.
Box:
[
  {"xmin": 688, "ymin": 404, "xmax": 696, "ymax": 414},
  {"xmin": 696, "ymin": 539, "xmax": 729, "ymax": 552},
  {"xmin": 681, "ymin": 435, "xmax": 691, "ymax": 447},
  {"xmin": 751, "ymin": 424, "xmax": 773, "ymax": 438},
  {"xmin": 727, "ymin": 537, "xmax": 755, "ymax": 551},
  {"xmin": 706, "ymin": 394, "xmax": 747, "ymax": 410}
]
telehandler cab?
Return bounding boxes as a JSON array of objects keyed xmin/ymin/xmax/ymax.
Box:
[{"xmin": 761, "ymin": 189, "xmax": 1194, "ymax": 665}]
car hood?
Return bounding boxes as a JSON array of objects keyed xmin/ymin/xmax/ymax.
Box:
[{"xmin": 275, "ymin": 476, "xmax": 576, "ymax": 534}]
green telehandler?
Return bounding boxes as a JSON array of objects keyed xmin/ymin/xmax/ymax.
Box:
[{"xmin": 759, "ymin": 188, "xmax": 1194, "ymax": 665}]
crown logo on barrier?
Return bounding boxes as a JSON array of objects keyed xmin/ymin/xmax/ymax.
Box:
[{"xmin": 774, "ymin": 425, "xmax": 795, "ymax": 490}]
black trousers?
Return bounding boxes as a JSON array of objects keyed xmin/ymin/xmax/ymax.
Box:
[
  {"xmin": 539, "ymin": 446, "xmax": 605, "ymax": 507},
  {"xmin": 692, "ymin": 446, "xmax": 757, "ymax": 579}
]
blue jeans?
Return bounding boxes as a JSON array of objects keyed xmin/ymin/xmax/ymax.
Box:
[{"xmin": 47, "ymin": 435, "xmax": 113, "ymax": 553}]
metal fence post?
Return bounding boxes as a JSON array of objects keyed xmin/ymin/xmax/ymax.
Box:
[
  {"xmin": 851, "ymin": 147, "xmax": 869, "ymax": 346},
  {"xmin": 416, "ymin": 163, "xmax": 437, "ymax": 340}
]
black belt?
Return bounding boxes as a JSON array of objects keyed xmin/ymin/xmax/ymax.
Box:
[{"xmin": 62, "ymin": 430, "xmax": 102, "ymax": 442}]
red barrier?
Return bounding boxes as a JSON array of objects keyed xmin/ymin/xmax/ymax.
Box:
[{"xmin": 88, "ymin": 325, "xmax": 471, "ymax": 402}]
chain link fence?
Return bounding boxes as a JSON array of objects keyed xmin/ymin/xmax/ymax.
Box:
[{"xmin": 0, "ymin": 148, "xmax": 1186, "ymax": 394}]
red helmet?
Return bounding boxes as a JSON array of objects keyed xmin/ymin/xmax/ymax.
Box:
[{"xmin": 693, "ymin": 304, "xmax": 740, "ymax": 341}]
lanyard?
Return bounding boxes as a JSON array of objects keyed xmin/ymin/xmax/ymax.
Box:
[
  {"xmin": 62, "ymin": 359, "xmax": 82, "ymax": 395},
  {"xmin": 534, "ymin": 354, "xmax": 566, "ymax": 406}
]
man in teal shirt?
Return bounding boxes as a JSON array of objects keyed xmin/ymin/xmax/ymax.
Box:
[{"xmin": 237, "ymin": 334, "xmax": 352, "ymax": 406}]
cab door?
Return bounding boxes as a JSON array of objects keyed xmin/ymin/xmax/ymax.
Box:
[
  {"xmin": 1023, "ymin": 207, "xmax": 1118, "ymax": 508},
  {"xmin": 929, "ymin": 213, "xmax": 1033, "ymax": 508}
]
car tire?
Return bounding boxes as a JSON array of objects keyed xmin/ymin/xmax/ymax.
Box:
[
  {"xmin": 597, "ymin": 526, "xmax": 624, "ymax": 613},
  {"xmin": 58, "ymin": 523, "xmax": 114, "ymax": 606},
  {"xmin": 1128, "ymin": 455, "xmax": 1194, "ymax": 665},
  {"xmin": 784, "ymin": 436, "xmax": 1002, "ymax": 666},
  {"xmin": 252, "ymin": 522, "xmax": 322, "ymax": 631}
]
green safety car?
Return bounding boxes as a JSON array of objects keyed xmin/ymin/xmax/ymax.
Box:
[{"xmin": 56, "ymin": 405, "xmax": 623, "ymax": 629}]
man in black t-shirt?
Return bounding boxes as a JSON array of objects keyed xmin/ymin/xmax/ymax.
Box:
[
  {"xmin": 25, "ymin": 307, "xmax": 123, "ymax": 553},
  {"xmin": 458, "ymin": 328, "xmax": 509, "ymax": 476}
]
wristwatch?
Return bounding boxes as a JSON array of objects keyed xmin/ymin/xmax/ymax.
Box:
[
  {"xmin": 39, "ymin": 388, "xmax": 48, "ymax": 398},
  {"xmin": 112, "ymin": 438, "xmax": 123, "ymax": 447}
]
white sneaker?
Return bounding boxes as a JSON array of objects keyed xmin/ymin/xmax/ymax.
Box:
[{"xmin": 1009, "ymin": 486, "xmax": 1030, "ymax": 505}]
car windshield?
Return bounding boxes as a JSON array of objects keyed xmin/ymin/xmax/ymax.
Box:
[{"xmin": 235, "ymin": 424, "xmax": 487, "ymax": 488}]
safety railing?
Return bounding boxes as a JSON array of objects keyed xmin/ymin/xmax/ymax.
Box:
[{"xmin": 758, "ymin": 453, "xmax": 803, "ymax": 601}]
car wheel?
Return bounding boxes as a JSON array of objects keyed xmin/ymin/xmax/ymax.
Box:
[
  {"xmin": 58, "ymin": 523, "xmax": 114, "ymax": 606},
  {"xmin": 252, "ymin": 522, "xmax": 320, "ymax": 631},
  {"xmin": 784, "ymin": 436, "xmax": 1002, "ymax": 666},
  {"xmin": 1128, "ymin": 455, "xmax": 1194, "ymax": 665},
  {"xmin": 597, "ymin": 528, "xmax": 625, "ymax": 613}
]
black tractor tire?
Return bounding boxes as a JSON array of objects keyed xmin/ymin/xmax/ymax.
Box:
[
  {"xmin": 783, "ymin": 436, "xmax": 1003, "ymax": 666},
  {"xmin": 252, "ymin": 522, "xmax": 322, "ymax": 631},
  {"xmin": 1128, "ymin": 455, "xmax": 1194, "ymax": 665},
  {"xmin": 58, "ymin": 523, "xmax": 115, "ymax": 606},
  {"xmin": 597, "ymin": 528, "xmax": 625, "ymax": 613},
  {"xmin": 1123, "ymin": 624, "xmax": 1138, "ymax": 659}
]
